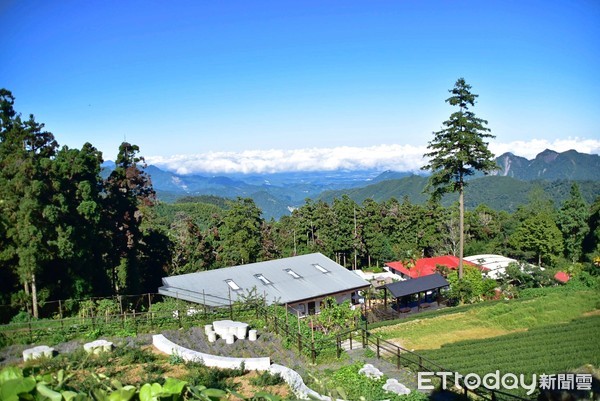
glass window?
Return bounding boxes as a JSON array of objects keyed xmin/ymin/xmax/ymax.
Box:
[
  {"xmin": 254, "ymin": 274, "xmax": 272, "ymax": 285},
  {"xmin": 225, "ymin": 279, "xmax": 241, "ymax": 291},
  {"xmin": 285, "ymin": 269, "xmax": 301, "ymax": 278},
  {"xmin": 313, "ymin": 263, "xmax": 329, "ymax": 273}
]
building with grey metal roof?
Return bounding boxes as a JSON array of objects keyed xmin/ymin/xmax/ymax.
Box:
[{"xmin": 158, "ymin": 253, "xmax": 371, "ymax": 315}]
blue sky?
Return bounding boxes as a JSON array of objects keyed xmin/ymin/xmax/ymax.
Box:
[{"xmin": 1, "ymin": 1, "xmax": 599, "ymax": 173}]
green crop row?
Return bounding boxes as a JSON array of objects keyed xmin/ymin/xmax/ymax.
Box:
[{"xmin": 418, "ymin": 315, "xmax": 600, "ymax": 377}]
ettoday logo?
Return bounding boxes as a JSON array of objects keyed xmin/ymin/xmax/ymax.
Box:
[
  {"xmin": 419, "ymin": 371, "xmax": 537, "ymax": 396},
  {"xmin": 418, "ymin": 371, "xmax": 593, "ymax": 396}
]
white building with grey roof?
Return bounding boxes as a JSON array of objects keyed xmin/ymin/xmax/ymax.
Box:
[{"xmin": 158, "ymin": 252, "xmax": 371, "ymax": 316}]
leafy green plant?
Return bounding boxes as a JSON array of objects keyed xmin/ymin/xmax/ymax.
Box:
[
  {"xmin": 249, "ymin": 372, "xmax": 284, "ymax": 387},
  {"xmin": 169, "ymin": 351, "xmax": 184, "ymax": 365},
  {"xmin": 139, "ymin": 377, "xmax": 187, "ymax": 401},
  {"xmin": 116, "ymin": 346, "xmax": 157, "ymax": 365}
]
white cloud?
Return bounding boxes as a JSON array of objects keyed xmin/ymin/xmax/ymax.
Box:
[
  {"xmin": 490, "ymin": 137, "xmax": 600, "ymax": 160},
  {"xmin": 146, "ymin": 138, "xmax": 600, "ymax": 175}
]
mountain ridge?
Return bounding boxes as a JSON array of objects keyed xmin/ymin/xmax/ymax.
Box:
[{"xmin": 101, "ymin": 149, "xmax": 600, "ymax": 219}]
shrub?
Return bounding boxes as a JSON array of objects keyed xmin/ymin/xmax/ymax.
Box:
[{"xmin": 250, "ymin": 371, "xmax": 284, "ymax": 387}]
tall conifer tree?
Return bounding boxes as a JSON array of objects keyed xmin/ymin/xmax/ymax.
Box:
[{"xmin": 422, "ymin": 78, "xmax": 497, "ymax": 279}]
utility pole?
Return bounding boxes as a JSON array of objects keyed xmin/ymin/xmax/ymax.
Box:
[{"xmin": 354, "ymin": 206, "xmax": 358, "ymax": 270}]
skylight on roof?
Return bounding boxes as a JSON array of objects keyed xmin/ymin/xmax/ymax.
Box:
[
  {"xmin": 313, "ymin": 263, "xmax": 329, "ymax": 273},
  {"xmin": 254, "ymin": 274, "xmax": 272, "ymax": 285},
  {"xmin": 225, "ymin": 279, "xmax": 241, "ymax": 291},
  {"xmin": 285, "ymin": 269, "xmax": 301, "ymax": 279}
]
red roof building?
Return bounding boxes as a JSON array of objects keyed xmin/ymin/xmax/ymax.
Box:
[
  {"xmin": 554, "ymin": 271, "xmax": 570, "ymax": 283},
  {"xmin": 385, "ymin": 256, "xmax": 484, "ymax": 279}
]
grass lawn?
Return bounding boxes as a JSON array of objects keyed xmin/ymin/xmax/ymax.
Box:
[{"xmin": 372, "ymin": 288, "xmax": 600, "ymax": 350}]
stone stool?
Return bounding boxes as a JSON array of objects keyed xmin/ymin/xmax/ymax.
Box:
[
  {"xmin": 235, "ymin": 323, "xmax": 248, "ymax": 339},
  {"xmin": 224, "ymin": 333, "xmax": 235, "ymax": 344},
  {"xmin": 23, "ymin": 345, "xmax": 54, "ymax": 361},
  {"xmin": 248, "ymin": 329, "xmax": 258, "ymax": 341},
  {"xmin": 207, "ymin": 330, "xmax": 217, "ymax": 343},
  {"xmin": 84, "ymin": 340, "xmax": 113, "ymax": 355}
]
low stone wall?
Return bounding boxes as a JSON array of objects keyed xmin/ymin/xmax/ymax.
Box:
[
  {"xmin": 268, "ymin": 364, "xmax": 342, "ymax": 401},
  {"xmin": 152, "ymin": 334, "xmax": 271, "ymax": 370},
  {"xmin": 153, "ymin": 335, "xmax": 408, "ymax": 401}
]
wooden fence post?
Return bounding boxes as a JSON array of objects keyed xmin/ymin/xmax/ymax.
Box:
[
  {"xmin": 376, "ymin": 337, "xmax": 380, "ymax": 358},
  {"xmin": 297, "ymin": 332, "xmax": 302, "ymax": 354},
  {"xmin": 396, "ymin": 347, "xmax": 401, "ymax": 369},
  {"xmin": 28, "ymin": 314, "xmax": 33, "ymax": 343}
]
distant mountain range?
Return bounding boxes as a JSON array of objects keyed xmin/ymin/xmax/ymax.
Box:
[
  {"xmin": 101, "ymin": 149, "xmax": 600, "ymax": 219},
  {"xmin": 493, "ymin": 149, "xmax": 600, "ymax": 180}
]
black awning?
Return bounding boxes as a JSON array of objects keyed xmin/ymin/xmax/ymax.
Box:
[{"xmin": 379, "ymin": 273, "xmax": 449, "ymax": 298}]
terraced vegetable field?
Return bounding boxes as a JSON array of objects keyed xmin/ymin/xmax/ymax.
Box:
[{"xmin": 417, "ymin": 314, "xmax": 600, "ymax": 377}]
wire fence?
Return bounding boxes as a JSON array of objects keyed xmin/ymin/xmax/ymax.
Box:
[
  {"xmin": 0, "ymin": 293, "xmax": 267, "ymax": 346},
  {"xmin": 334, "ymin": 328, "xmax": 530, "ymax": 401},
  {"xmin": 0, "ymin": 292, "xmax": 532, "ymax": 400}
]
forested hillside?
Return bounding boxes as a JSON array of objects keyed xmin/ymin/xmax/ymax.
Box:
[
  {"xmin": 1, "ymin": 89, "xmax": 599, "ymax": 323},
  {"xmin": 319, "ymin": 175, "xmax": 600, "ymax": 213}
]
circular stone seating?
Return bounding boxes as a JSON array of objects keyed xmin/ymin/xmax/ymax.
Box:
[
  {"xmin": 23, "ymin": 345, "xmax": 54, "ymax": 361},
  {"xmin": 212, "ymin": 320, "xmax": 249, "ymax": 340}
]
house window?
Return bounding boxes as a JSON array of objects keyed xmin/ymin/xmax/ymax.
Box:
[
  {"xmin": 313, "ymin": 263, "xmax": 329, "ymax": 273},
  {"xmin": 225, "ymin": 279, "xmax": 241, "ymax": 291},
  {"xmin": 254, "ymin": 274, "xmax": 272, "ymax": 285},
  {"xmin": 308, "ymin": 301, "xmax": 316, "ymax": 315},
  {"xmin": 285, "ymin": 269, "xmax": 301, "ymax": 279}
]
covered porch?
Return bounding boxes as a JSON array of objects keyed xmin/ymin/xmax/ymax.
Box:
[{"xmin": 370, "ymin": 273, "xmax": 450, "ymax": 322}]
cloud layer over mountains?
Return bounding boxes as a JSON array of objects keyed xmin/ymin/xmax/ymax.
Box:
[{"xmin": 146, "ymin": 138, "xmax": 600, "ymax": 175}]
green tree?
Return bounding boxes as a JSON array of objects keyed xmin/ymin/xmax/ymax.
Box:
[
  {"xmin": 415, "ymin": 199, "xmax": 447, "ymax": 257},
  {"xmin": 381, "ymin": 197, "xmax": 422, "ymax": 258},
  {"xmin": 446, "ymin": 265, "xmax": 496, "ymax": 304},
  {"xmin": 331, "ymin": 195, "xmax": 359, "ymax": 268},
  {"xmin": 510, "ymin": 212, "xmax": 563, "ymax": 267},
  {"xmin": 103, "ymin": 142, "xmax": 155, "ymax": 294},
  {"xmin": 0, "ymin": 89, "xmax": 58, "ymax": 317},
  {"xmin": 582, "ymin": 196, "xmax": 600, "ymax": 273},
  {"xmin": 169, "ymin": 213, "xmax": 215, "ymax": 274},
  {"xmin": 422, "ymin": 78, "xmax": 497, "ymax": 278},
  {"xmin": 219, "ymin": 197, "xmax": 263, "ymax": 265},
  {"xmin": 557, "ymin": 183, "xmax": 589, "ymax": 263},
  {"xmin": 46, "ymin": 143, "xmax": 109, "ymax": 298},
  {"xmin": 359, "ymin": 198, "xmax": 393, "ymax": 267},
  {"xmin": 259, "ymin": 219, "xmax": 282, "ymax": 261},
  {"xmin": 465, "ymin": 203, "xmax": 503, "ymax": 255},
  {"xmin": 316, "ymin": 296, "xmax": 360, "ymax": 335},
  {"xmin": 290, "ymin": 199, "xmax": 318, "ymax": 253}
]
